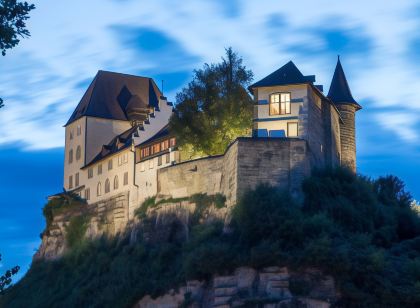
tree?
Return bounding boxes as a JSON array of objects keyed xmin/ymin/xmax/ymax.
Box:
[
  {"xmin": 0, "ymin": 0, "xmax": 35, "ymax": 108},
  {"xmin": 169, "ymin": 48, "xmax": 253, "ymax": 158},
  {"xmin": 0, "ymin": 254, "xmax": 20, "ymax": 294}
]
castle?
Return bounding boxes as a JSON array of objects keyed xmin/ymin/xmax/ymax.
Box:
[{"xmin": 59, "ymin": 57, "xmax": 361, "ymax": 221}]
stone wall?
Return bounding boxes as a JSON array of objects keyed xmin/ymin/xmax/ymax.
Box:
[
  {"xmin": 336, "ymin": 104, "xmax": 356, "ymax": 172},
  {"xmin": 157, "ymin": 138, "xmax": 311, "ymax": 205},
  {"xmin": 135, "ymin": 266, "xmax": 338, "ymax": 307}
]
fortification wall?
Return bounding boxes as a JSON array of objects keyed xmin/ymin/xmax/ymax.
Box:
[{"xmin": 157, "ymin": 138, "xmax": 311, "ymax": 205}]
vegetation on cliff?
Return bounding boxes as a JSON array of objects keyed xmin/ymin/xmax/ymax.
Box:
[{"xmin": 2, "ymin": 168, "xmax": 420, "ymax": 307}]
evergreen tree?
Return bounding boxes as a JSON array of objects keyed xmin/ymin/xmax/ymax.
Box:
[{"xmin": 169, "ymin": 48, "xmax": 253, "ymax": 158}]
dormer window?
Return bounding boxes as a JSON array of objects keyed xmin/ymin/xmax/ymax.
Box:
[{"xmin": 270, "ymin": 93, "xmax": 291, "ymax": 115}]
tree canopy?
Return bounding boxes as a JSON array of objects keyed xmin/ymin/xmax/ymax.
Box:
[
  {"xmin": 0, "ymin": 254, "xmax": 19, "ymax": 294},
  {"xmin": 0, "ymin": 0, "xmax": 35, "ymax": 108},
  {"xmin": 169, "ymin": 48, "xmax": 254, "ymax": 159}
]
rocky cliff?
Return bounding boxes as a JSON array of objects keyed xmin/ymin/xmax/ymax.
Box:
[{"xmin": 136, "ymin": 266, "xmax": 337, "ymax": 308}]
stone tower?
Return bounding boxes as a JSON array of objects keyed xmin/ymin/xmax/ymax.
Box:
[{"xmin": 327, "ymin": 57, "xmax": 362, "ymax": 172}]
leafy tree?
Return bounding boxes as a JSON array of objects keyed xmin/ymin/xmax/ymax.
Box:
[
  {"xmin": 169, "ymin": 48, "xmax": 253, "ymax": 158},
  {"xmin": 0, "ymin": 0, "xmax": 35, "ymax": 108},
  {"xmin": 0, "ymin": 254, "xmax": 19, "ymax": 294}
]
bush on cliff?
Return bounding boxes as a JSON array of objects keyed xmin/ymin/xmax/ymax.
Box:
[{"xmin": 2, "ymin": 168, "xmax": 420, "ymax": 307}]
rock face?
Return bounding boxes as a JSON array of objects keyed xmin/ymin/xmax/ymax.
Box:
[
  {"xmin": 35, "ymin": 196, "xmax": 228, "ymax": 260},
  {"xmin": 135, "ymin": 266, "xmax": 338, "ymax": 308}
]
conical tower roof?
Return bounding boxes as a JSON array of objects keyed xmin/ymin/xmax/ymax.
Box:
[{"xmin": 327, "ymin": 57, "xmax": 361, "ymax": 110}]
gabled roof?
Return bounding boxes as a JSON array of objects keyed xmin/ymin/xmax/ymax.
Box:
[
  {"xmin": 137, "ymin": 125, "xmax": 170, "ymax": 148},
  {"xmin": 66, "ymin": 70, "xmax": 161, "ymax": 126},
  {"xmin": 327, "ymin": 57, "xmax": 361, "ymax": 110},
  {"xmin": 248, "ymin": 61, "xmax": 315, "ymax": 91},
  {"xmin": 83, "ymin": 125, "xmax": 139, "ymax": 168}
]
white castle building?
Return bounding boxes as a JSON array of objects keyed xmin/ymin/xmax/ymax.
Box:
[{"xmin": 60, "ymin": 58, "xmax": 360, "ymax": 221}]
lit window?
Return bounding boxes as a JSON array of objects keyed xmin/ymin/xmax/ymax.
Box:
[
  {"xmin": 68, "ymin": 149, "xmax": 73, "ymax": 164},
  {"xmin": 75, "ymin": 172, "xmax": 79, "ymax": 187},
  {"xmin": 108, "ymin": 159, "xmax": 113, "ymax": 170},
  {"xmin": 153, "ymin": 143, "xmax": 160, "ymax": 154},
  {"xmin": 97, "ymin": 182, "xmax": 102, "ymax": 196},
  {"xmin": 105, "ymin": 179, "xmax": 110, "ymax": 193},
  {"xmin": 114, "ymin": 175, "xmax": 119, "ymax": 190},
  {"xmin": 88, "ymin": 168, "xmax": 93, "ymax": 179},
  {"xmin": 287, "ymin": 122, "xmax": 298, "ymax": 137},
  {"xmin": 76, "ymin": 146, "xmax": 81, "ymax": 161},
  {"xmin": 98, "ymin": 164, "xmax": 102, "ymax": 175},
  {"xmin": 123, "ymin": 172, "xmax": 128, "ymax": 186},
  {"xmin": 270, "ymin": 93, "xmax": 291, "ymax": 115},
  {"xmin": 69, "ymin": 175, "xmax": 73, "ymax": 189},
  {"xmin": 170, "ymin": 138, "xmax": 176, "ymax": 147},
  {"xmin": 77, "ymin": 125, "xmax": 81, "ymax": 136}
]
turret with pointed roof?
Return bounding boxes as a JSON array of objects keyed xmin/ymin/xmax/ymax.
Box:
[{"xmin": 328, "ymin": 56, "xmax": 360, "ymax": 172}]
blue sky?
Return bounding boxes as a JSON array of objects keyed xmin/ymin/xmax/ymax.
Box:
[{"xmin": 1, "ymin": 0, "xmax": 420, "ymax": 278}]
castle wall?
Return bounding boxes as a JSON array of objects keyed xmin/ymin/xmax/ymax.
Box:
[
  {"xmin": 64, "ymin": 117, "xmax": 86, "ymax": 191},
  {"xmin": 336, "ymin": 104, "xmax": 357, "ymax": 172},
  {"xmin": 156, "ymin": 138, "xmax": 310, "ymax": 205},
  {"xmin": 85, "ymin": 117, "xmax": 132, "ymax": 164}
]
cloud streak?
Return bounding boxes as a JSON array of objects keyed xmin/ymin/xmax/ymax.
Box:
[{"xmin": 0, "ymin": 0, "xmax": 419, "ymax": 149}]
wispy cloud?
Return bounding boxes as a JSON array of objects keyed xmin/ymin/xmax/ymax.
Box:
[{"xmin": 0, "ymin": 0, "xmax": 420, "ymax": 149}]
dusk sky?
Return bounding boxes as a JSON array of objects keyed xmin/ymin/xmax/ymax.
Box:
[{"xmin": 1, "ymin": 0, "xmax": 420, "ymax": 279}]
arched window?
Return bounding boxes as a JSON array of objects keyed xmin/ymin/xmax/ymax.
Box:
[
  {"xmin": 97, "ymin": 182, "xmax": 102, "ymax": 196},
  {"xmin": 76, "ymin": 146, "xmax": 81, "ymax": 161},
  {"xmin": 105, "ymin": 179, "xmax": 110, "ymax": 193},
  {"xmin": 114, "ymin": 175, "xmax": 119, "ymax": 190},
  {"xmin": 68, "ymin": 149, "xmax": 73, "ymax": 164}
]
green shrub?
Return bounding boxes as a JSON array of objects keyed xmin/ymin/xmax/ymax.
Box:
[
  {"xmin": 65, "ymin": 215, "xmax": 88, "ymax": 248},
  {"xmin": 4, "ymin": 168, "xmax": 420, "ymax": 307}
]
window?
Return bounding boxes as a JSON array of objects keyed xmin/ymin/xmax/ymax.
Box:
[
  {"xmin": 97, "ymin": 182, "xmax": 102, "ymax": 196},
  {"xmin": 76, "ymin": 146, "xmax": 81, "ymax": 161},
  {"xmin": 123, "ymin": 172, "xmax": 128, "ymax": 186},
  {"xmin": 122, "ymin": 153, "xmax": 128, "ymax": 163},
  {"xmin": 68, "ymin": 149, "xmax": 73, "ymax": 164},
  {"xmin": 166, "ymin": 153, "xmax": 170, "ymax": 164},
  {"xmin": 149, "ymin": 158, "xmax": 154, "ymax": 169},
  {"xmin": 108, "ymin": 159, "xmax": 113, "ymax": 170},
  {"xmin": 69, "ymin": 130, "xmax": 74, "ymax": 140},
  {"xmin": 164, "ymin": 140, "xmax": 169, "ymax": 150},
  {"xmin": 153, "ymin": 143, "xmax": 160, "ymax": 154},
  {"xmin": 114, "ymin": 176, "xmax": 119, "ymax": 190},
  {"xmin": 77, "ymin": 125, "xmax": 81, "ymax": 136},
  {"xmin": 170, "ymin": 138, "xmax": 176, "ymax": 147},
  {"xmin": 88, "ymin": 168, "xmax": 93, "ymax": 179},
  {"xmin": 105, "ymin": 179, "xmax": 110, "ymax": 193},
  {"xmin": 158, "ymin": 155, "xmax": 162, "ymax": 166},
  {"xmin": 270, "ymin": 93, "xmax": 291, "ymax": 115},
  {"xmin": 75, "ymin": 172, "xmax": 79, "ymax": 187},
  {"xmin": 69, "ymin": 175, "xmax": 73, "ymax": 189},
  {"xmin": 98, "ymin": 164, "xmax": 102, "ymax": 175},
  {"xmin": 85, "ymin": 188, "xmax": 90, "ymax": 201},
  {"xmin": 287, "ymin": 122, "xmax": 298, "ymax": 137}
]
